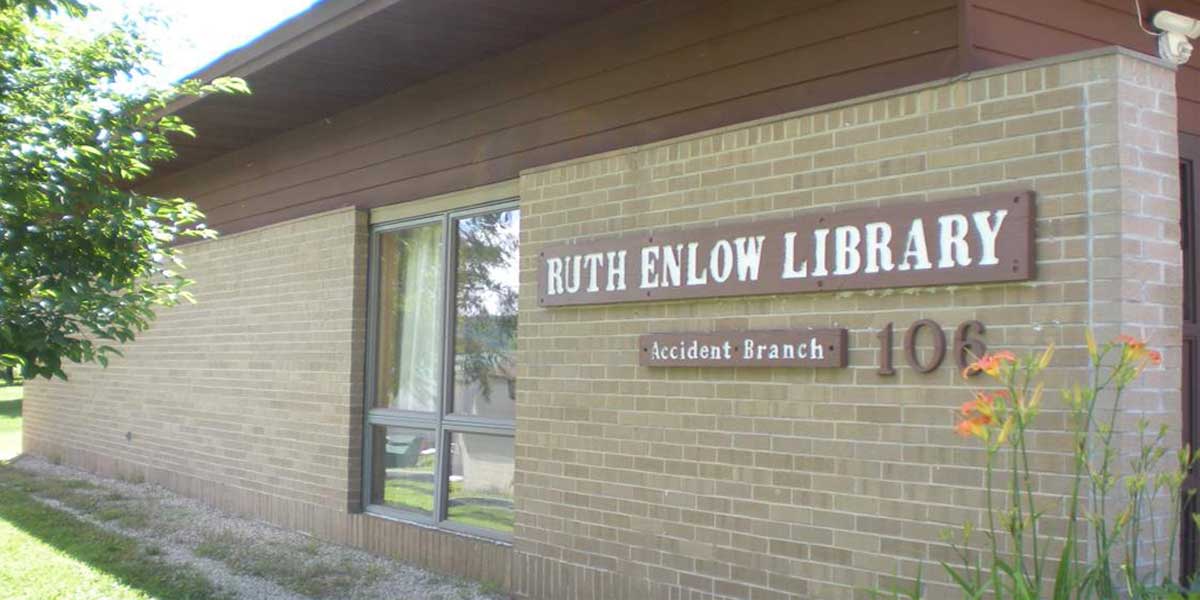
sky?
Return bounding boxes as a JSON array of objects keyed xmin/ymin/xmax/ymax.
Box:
[{"xmin": 72, "ymin": 0, "xmax": 320, "ymax": 83}]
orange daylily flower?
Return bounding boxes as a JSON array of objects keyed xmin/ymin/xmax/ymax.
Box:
[
  {"xmin": 1115, "ymin": 334, "xmax": 1145, "ymax": 350},
  {"xmin": 954, "ymin": 419, "xmax": 971, "ymax": 436},
  {"xmin": 960, "ymin": 391, "xmax": 997, "ymax": 417},
  {"xmin": 955, "ymin": 415, "xmax": 992, "ymax": 440},
  {"xmin": 962, "ymin": 351, "xmax": 1017, "ymax": 379},
  {"xmin": 1115, "ymin": 335, "xmax": 1161, "ymax": 368},
  {"xmin": 956, "ymin": 391, "xmax": 1002, "ymax": 441}
]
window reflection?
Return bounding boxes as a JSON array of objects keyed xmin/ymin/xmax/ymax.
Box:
[
  {"xmin": 451, "ymin": 209, "xmax": 518, "ymax": 419},
  {"xmin": 365, "ymin": 204, "xmax": 518, "ymax": 539},
  {"xmin": 370, "ymin": 425, "xmax": 437, "ymax": 515},
  {"xmin": 375, "ymin": 222, "xmax": 443, "ymax": 412},
  {"xmin": 447, "ymin": 432, "xmax": 514, "ymax": 533}
]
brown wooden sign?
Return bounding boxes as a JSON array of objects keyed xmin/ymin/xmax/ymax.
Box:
[
  {"xmin": 639, "ymin": 329, "xmax": 847, "ymax": 368},
  {"xmin": 539, "ymin": 191, "xmax": 1034, "ymax": 306}
]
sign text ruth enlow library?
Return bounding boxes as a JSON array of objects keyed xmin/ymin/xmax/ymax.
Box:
[{"xmin": 537, "ymin": 192, "xmax": 1034, "ymax": 306}]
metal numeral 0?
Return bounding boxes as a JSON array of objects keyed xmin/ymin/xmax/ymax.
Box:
[{"xmin": 903, "ymin": 319, "xmax": 946, "ymax": 374}]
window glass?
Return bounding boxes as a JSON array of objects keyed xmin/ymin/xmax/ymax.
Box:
[
  {"xmin": 369, "ymin": 425, "xmax": 437, "ymax": 515},
  {"xmin": 365, "ymin": 203, "xmax": 517, "ymax": 539},
  {"xmin": 375, "ymin": 222, "xmax": 443, "ymax": 411},
  {"xmin": 451, "ymin": 208, "xmax": 519, "ymax": 419},
  {"xmin": 447, "ymin": 432, "xmax": 514, "ymax": 533}
]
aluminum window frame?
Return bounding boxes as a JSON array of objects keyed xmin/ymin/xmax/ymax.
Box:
[{"xmin": 362, "ymin": 198, "xmax": 518, "ymax": 543}]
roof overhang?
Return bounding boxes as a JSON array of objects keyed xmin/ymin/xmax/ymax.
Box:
[{"xmin": 161, "ymin": 0, "xmax": 640, "ymax": 175}]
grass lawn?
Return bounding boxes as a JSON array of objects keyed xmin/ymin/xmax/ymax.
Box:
[
  {"xmin": 0, "ymin": 385, "xmax": 21, "ymax": 460},
  {"xmin": 0, "ymin": 428, "xmax": 504, "ymax": 599},
  {"xmin": 383, "ymin": 476, "xmax": 513, "ymax": 533},
  {"xmin": 0, "ymin": 465, "xmax": 229, "ymax": 599},
  {"xmin": 0, "ymin": 388, "xmax": 223, "ymax": 598}
]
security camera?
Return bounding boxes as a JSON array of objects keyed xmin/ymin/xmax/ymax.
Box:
[{"xmin": 1153, "ymin": 10, "xmax": 1200, "ymax": 64}]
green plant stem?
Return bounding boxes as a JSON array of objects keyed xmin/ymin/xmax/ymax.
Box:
[
  {"xmin": 1127, "ymin": 464, "xmax": 1142, "ymax": 595},
  {"xmin": 1165, "ymin": 476, "xmax": 1185, "ymax": 584},
  {"xmin": 1094, "ymin": 382, "xmax": 1126, "ymax": 597},
  {"xmin": 1084, "ymin": 349, "xmax": 1126, "ymax": 599},
  {"xmin": 1018, "ymin": 362, "xmax": 1045, "ymax": 592},
  {"xmin": 1004, "ymin": 375, "xmax": 1028, "ymax": 593},
  {"xmin": 1075, "ymin": 353, "xmax": 1118, "ymax": 600},
  {"xmin": 986, "ymin": 448, "xmax": 1001, "ymax": 572},
  {"xmin": 1017, "ymin": 417, "xmax": 1042, "ymax": 590}
]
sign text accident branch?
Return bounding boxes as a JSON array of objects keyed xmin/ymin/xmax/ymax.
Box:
[
  {"xmin": 538, "ymin": 192, "xmax": 1034, "ymax": 306},
  {"xmin": 639, "ymin": 329, "xmax": 849, "ymax": 369}
]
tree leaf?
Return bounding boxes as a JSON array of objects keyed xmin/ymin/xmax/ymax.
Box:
[{"xmin": 0, "ymin": 3, "xmax": 240, "ymax": 381}]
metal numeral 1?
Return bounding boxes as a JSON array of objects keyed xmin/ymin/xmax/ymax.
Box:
[{"xmin": 877, "ymin": 322, "xmax": 896, "ymax": 376}]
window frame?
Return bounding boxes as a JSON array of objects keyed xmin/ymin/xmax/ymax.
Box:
[{"xmin": 362, "ymin": 198, "xmax": 518, "ymax": 542}]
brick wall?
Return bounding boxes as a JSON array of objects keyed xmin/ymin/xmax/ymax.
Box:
[
  {"xmin": 1096, "ymin": 50, "xmax": 1183, "ymax": 571},
  {"xmin": 21, "ymin": 46, "xmax": 1182, "ymax": 599},
  {"xmin": 513, "ymin": 48, "xmax": 1181, "ymax": 599},
  {"xmin": 22, "ymin": 207, "xmax": 511, "ymax": 586}
]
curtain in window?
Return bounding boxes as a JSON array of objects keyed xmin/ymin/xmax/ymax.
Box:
[{"xmin": 376, "ymin": 222, "xmax": 443, "ymax": 412}]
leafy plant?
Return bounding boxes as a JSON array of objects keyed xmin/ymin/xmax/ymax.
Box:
[
  {"xmin": 0, "ymin": 0, "xmax": 247, "ymax": 382},
  {"xmin": 871, "ymin": 333, "xmax": 1196, "ymax": 599}
]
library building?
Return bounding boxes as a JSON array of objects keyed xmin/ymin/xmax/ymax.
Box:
[{"xmin": 21, "ymin": 1, "xmax": 1200, "ymax": 598}]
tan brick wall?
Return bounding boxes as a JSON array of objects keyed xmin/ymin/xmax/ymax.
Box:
[
  {"xmin": 20, "ymin": 46, "xmax": 1182, "ymax": 598},
  {"xmin": 1094, "ymin": 50, "xmax": 1183, "ymax": 570},
  {"xmin": 513, "ymin": 48, "xmax": 1181, "ymax": 599},
  {"xmin": 22, "ymin": 207, "xmax": 511, "ymax": 587}
]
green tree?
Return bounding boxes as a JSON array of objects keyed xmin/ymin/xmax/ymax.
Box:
[
  {"xmin": 453, "ymin": 209, "xmax": 519, "ymax": 403},
  {"xmin": 0, "ymin": 0, "xmax": 247, "ymax": 381}
]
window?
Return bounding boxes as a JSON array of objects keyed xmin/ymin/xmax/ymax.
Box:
[{"xmin": 364, "ymin": 202, "xmax": 518, "ymax": 539}]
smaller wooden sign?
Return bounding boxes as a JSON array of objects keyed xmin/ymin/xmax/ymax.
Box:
[{"xmin": 639, "ymin": 329, "xmax": 848, "ymax": 368}]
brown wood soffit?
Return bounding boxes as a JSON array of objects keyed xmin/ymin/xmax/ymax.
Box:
[
  {"xmin": 154, "ymin": 1, "xmax": 959, "ymax": 236},
  {"xmin": 538, "ymin": 191, "xmax": 1035, "ymax": 307},
  {"xmin": 157, "ymin": 0, "xmax": 642, "ymax": 176}
]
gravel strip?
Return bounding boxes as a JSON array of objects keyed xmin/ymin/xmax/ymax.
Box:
[{"xmin": 9, "ymin": 455, "xmax": 502, "ymax": 600}]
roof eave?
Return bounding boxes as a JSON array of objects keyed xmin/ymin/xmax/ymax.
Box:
[{"xmin": 164, "ymin": 0, "xmax": 399, "ymax": 113}]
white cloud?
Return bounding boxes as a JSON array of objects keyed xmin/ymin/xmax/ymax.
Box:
[{"xmin": 75, "ymin": 0, "xmax": 319, "ymax": 83}]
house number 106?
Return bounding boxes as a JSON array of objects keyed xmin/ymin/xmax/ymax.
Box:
[{"xmin": 875, "ymin": 320, "xmax": 986, "ymax": 375}]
